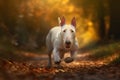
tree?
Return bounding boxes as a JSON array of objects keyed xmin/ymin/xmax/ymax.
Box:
[
  {"xmin": 109, "ymin": 0, "xmax": 120, "ymax": 40},
  {"xmin": 97, "ymin": 0, "xmax": 106, "ymax": 40}
]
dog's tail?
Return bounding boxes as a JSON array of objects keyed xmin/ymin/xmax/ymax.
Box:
[{"xmin": 58, "ymin": 17, "xmax": 61, "ymax": 26}]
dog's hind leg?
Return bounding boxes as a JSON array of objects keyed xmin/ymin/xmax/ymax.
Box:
[
  {"xmin": 47, "ymin": 49, "xmax": 52, "ymax": 68},
  {"xmin": 46, "ymin": 33, "xmax": 53, "ymax": 68}
]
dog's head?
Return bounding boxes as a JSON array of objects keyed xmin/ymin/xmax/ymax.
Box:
[{"xmin": 59, "ymin": 17, "xmax": 76, "ymax": 49}]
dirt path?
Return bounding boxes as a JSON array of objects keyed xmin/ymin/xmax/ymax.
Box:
[{"xmin": 0, "ymin": 52, "xmax": 120, "ymax": 80}]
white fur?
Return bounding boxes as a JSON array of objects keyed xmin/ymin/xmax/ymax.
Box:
[{"xmin": 46, "ymin": 18, "xmax": 79, "ymax": 67}]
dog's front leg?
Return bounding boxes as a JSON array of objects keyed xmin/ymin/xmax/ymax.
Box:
[
  {"xmin": 70, "ymin": 50, "xmax": 77, "ymax": 61},
  {"xmin": 53, "ymin": 48, "xmax": 61, "ymax": 65},
  {"xmin": 64, "ymin": 51, "xmax": 77, "ymax": 63},
  {"xmin": 70, "ymin": 41, "xmax": 79, "ymax": 61}
]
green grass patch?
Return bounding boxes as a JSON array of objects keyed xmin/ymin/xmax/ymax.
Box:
[
  {"xmin": 110, "ymin": 55, "xmax": 120, "ymax": 64},
  {"xmin": 90, "ymin": 41, "xmax": 120, "ymax": 59}
]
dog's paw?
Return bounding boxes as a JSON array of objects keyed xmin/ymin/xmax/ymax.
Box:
[
  {"xmin": 54, "ymin": 60, "xmax": 61, "ymax": 65},
  {"xmin": 64, "ymin": 57, "xmax": 74, "ymax": 63},
  {"xmin": 54, "ymin": 65, "xmax": 63, "ymax": 69}
]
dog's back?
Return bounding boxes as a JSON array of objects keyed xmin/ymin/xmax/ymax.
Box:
[{"xmin": 46, "ymin": 26, "xmax": 61, "ymax": 51}]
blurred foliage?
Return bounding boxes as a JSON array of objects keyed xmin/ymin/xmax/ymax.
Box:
[{"xmin": 0, "ymin": 0, "xmax": 110, "ymax": 51}]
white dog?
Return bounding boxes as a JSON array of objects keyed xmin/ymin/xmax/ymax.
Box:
[{"xmin": 46, "ymin": 17, "xmax": 79, "ymax": 68}]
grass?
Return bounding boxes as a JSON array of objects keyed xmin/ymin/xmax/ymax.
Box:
[
  {"xmin": 90, "ymin": 41, "xmax": 120, "ymax": 59},
  {"xmin": 110, "ymin": 55, "xmax": 120, "ymax": 64}
]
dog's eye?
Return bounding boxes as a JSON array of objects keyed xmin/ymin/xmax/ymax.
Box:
[
  {"xmin": 63, "ymin": 30, "xmax": 66, "ymax": 32},
  {"xmin": 71, "ymin": 29, "xmax": 74, "ymax": 33}
]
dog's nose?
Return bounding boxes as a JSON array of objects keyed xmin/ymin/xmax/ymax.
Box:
[{"xmin": 65, "ymin": 41, "xmax": 71, "ymax": 45}]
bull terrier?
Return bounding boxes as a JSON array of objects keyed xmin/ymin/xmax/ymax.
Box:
[{"xmin": 46, "ymin": 17, "xmax": 79, "ymax": 68}]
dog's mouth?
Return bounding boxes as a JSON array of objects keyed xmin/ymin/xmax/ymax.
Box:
[{"xmin": 65, "ymin": 44, "xmax": 71, "ymax": 49}]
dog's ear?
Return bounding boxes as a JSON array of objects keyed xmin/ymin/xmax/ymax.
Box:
[
  {"xmin": 58, "ymin": 17, "xmax": 61, "ymax": 26},
  {"xmin": 60, "ymin": 16, "xmax": 65, "ymax": 26},
  {"xmin": 71, "ymin": 17, "xmax": 76, "ymax": 27}
]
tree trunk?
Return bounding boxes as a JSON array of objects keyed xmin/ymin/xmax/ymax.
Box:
[
  {"xmin": 97, "ymin": 0, "xmax": 106, "ymax": 40},
  {"xmin": 109, "ymin": 0, "xmax": 120, "ymax": 40}
]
